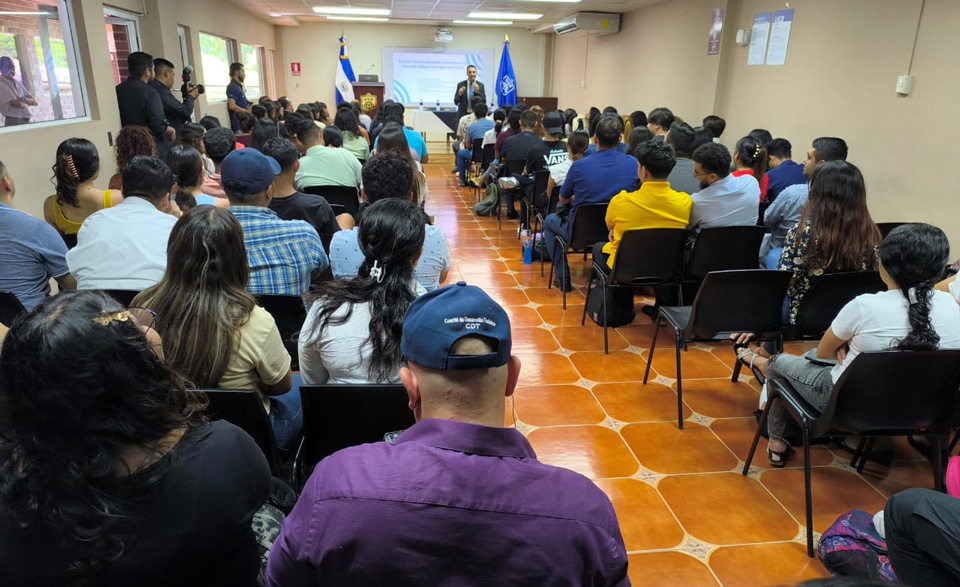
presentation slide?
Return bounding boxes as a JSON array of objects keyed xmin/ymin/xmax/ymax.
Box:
[{"xmin": 381, "ymin": 48, "xmax": 495, "ymax": 107}]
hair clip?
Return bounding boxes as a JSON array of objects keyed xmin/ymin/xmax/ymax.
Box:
[
  {"xmin": 369, "ymin": 260, "xmax": 385, "ymax": 284},
  {"xmin": 753, "ymin": 143, "xmax": 762, "ymax": 159},
  {"xmin": 92, "ymin": 310, "xmax": 131, "ymax": 326},
  {"xmin": 65, "ymin": 154, "xmax": 79, "ymax": 179},
  {"xmin": 908, "ymin": 287, "xmax": 919, "ymax": 305}
]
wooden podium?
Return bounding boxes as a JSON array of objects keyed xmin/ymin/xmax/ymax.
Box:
[{"xmin": 352, "ymin": 82, "xmax": 385, "ymax": 115}]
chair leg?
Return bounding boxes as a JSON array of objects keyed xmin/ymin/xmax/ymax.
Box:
[
  {"xmin": 743, "ymin": 399, "xmax": 771, "ymax": 474},
  {"xmin": 948, "ymin": 429, "xmax": 960, "ymax": 455},
  {"xmin": 849, "ymin": 436, "xmax": 869, "ymax": 469},
  {"xmin": 803, "ymin": 425, "xmax": 815, "ymax": 557},
  {"xmin": 643, "ymin": 312, "xmax": 662, "ymax": 385},
  {"xmin": 602, "ymin": 281, "xmax": 610, "ymax": 354},
  {"xmin": 732, "ymin": 358, "xmax": 743, "ymax": 383},
  {"xmin": 581, "ymin": 268, "xmax": 596, "ymax": 326},
  {"xmin": 932, "ymin": 434, "xmax": 945, "ymax": 492},
  {"xmin": 675, "ymin": 329, "xmax": 684, "ymax": 429},
  {"xmin": 856, "ymin": 437, "xmax": 877, "ymax": 474}
]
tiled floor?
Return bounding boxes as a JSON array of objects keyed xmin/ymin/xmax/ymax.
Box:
[{"xmin": 421, "ymin": 151, "xmax": 935, "ymax": 586}]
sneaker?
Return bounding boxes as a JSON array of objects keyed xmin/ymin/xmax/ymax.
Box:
[
  {"xmin": 506, "ymin": 210, "xmax": 519, "ymax": 220},
  {"xmin": 451, "ymin": 167, "xmax": 458, "ymax": 174}
]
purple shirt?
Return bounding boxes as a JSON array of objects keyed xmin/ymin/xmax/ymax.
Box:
[{"xmin": 267, "ymin": 418, "xmax": 630, "ymax": 586}]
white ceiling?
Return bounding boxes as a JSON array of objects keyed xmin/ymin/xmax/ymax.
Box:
[{"xmin": 231, "ymin": 0, "xmax": 665, "ymax": 29}]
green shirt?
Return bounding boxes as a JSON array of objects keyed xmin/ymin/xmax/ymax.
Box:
[
  {"xmin": 295, "ymin": 145, "xmax": 363, "ymax": 189},
  {"xmin": 341, "ymin": 131, "xmax": 370, "ymax": 162}
]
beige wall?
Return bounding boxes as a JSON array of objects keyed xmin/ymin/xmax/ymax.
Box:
[
  {"xmin": 4, "ymin": 0, "xmax": 278, "ymax": 219},
  {"xmin": 280, "ymin": 23, "xmax": 548, "ymax": 107}
]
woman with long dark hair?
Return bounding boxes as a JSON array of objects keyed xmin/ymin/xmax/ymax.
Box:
[
  {"xmin": 334, "ymin": 107, "xmax": 370, "ymax": 161},
  {"xmin": 43, "ymin": 138, "xmax": 123, "ymax": 238},
  {"xmin": 166, "ymin": 145, "xmax": 226, "ymax": 211},
  {"xmin": 133, "ymin": 207, "xmax": 300, "ymax": 454},
  {"xmin": 626, "ymin": 127, "xmax": 654, "ymax": 161},
  {"xmin": 300, "ymin": 198, "xmax": 426, "ymax": 385},
  {"xmin": 732, "ymin": 135, "xmax": 770, "ymax": 201},
  {"xmin": 547, "ymin": 130, "xmax": 590, "ymax": 197},
  {"xmin": 374, "ymin": 121, "xmax": 426, "ymax": 205},
  {"xmin": 109, "ymin": 125, "xmax": 157, "ymax": 190},
  {"xmin": 0, "ymin": 290, "xmax": 270, "ymax": 585},
  {"xmin": 737, "ymin": 223, "xmax": 960, "ymax": 466}
]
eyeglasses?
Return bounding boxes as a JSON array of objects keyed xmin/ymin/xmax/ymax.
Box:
[{"xmin": 693, "ymin": 170, "xmax": 708, "ymax": 178}]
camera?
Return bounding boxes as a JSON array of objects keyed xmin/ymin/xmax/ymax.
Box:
[{"xmin": 181, "ymin": 65, "xmax": 205, "ymax": 97}]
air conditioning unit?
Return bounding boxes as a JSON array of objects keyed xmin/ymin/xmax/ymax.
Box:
[{"xmin": 553, "ymin": 12, "xmax": 621, "ymax": 37}]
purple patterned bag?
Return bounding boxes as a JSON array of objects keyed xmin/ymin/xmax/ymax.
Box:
[{"xmin": 818, "ymin": 509, "xmax": 897, "ymax": 581}]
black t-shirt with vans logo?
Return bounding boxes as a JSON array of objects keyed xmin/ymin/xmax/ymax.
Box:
[{"xmin": 525, "ymin": 140, "xmax": 569, "ymax": 175}]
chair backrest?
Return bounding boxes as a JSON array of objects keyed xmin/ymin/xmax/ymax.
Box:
[
  {"xmin": 202, "ymin": 388, "xmax": 284, "ymax": 475},
  {"xmin": 531, "ymin": 169, "xmax": 550, "ymax": 206},
  {"xmin": 257, "ymin": 295, "xmax": 306, "ymax": 371},
  {"xmin": 480, "ymin": 144, "xmax": 495, "ymax": 169},
  {"xmin": 792, "ymin": 271, "xmax": 886, "ymax": 338},
  {"xmin": 567, "ymin": 203, "xmax": 610, "ymax": 251},
  {"xmin": 299, "ymin": 384, "xmax": 416, "ymax": 473},
  {"xmin": 104, "ymin": 289, "xmax": 141, "ymax": 307},
  {"xmin": 302, "ymin": 185, "xmax": 360, "ymax": 217},
  {"xmin": 813, "ymin": 350, "xmax": 960, "ymax": 438},
  {"xmin": 503, "ymin": 159, "xmax": 526, "ymax": 176},
  {"xmin": 0, "ymin": 291, "xmax": 27, "ymax": 327},
  {"xmin": 686, "ymin": 270, "xmax": 792, "ymax": 339},
  {"xmin": 686, "ymin": 225, "xmax": 766, "ymax": 282},
  {"xmin": 610, "ymin": 229, "xmax": 690, "ymax": 286},
  {"xmin": 546, "ymin": 186, "xmax": 561, "ymax": 216},
  {"xmin": 877, "ymin": 222, "xmax": 907, "ymax": 239},
  {"xmin": 470, "ymin": 138, "xmax": 484, "ymax": 163}
]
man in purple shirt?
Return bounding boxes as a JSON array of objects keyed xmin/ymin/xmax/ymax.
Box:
[{"xmin": 267, "ymin": 282, "xmax": 630, "ymax": 586}]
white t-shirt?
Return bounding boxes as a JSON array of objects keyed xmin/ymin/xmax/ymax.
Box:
[
  {"xmin": 948, "ymin": 278, "xmax": 960, "ymax": 302},
  {"xmin": 829, "ymin": 290, "xmax": 960, "ymax": 382},
  {"xmin": 549, "ymin": 158, "xmax": 574, "ymax": 187},
  {"xmin": 482, "ymin": 127, "xmax": 498, "ymax": 148}
]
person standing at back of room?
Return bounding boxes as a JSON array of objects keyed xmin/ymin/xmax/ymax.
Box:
[
  {"xmin": 227, "ymin": 62, "xmax": 252, "ymax": 133},
  {"xmin": 116, "ymin": 52, "xmax": 175, "ymax": 157}
]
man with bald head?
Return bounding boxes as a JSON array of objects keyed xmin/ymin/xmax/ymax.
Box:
[{"xmin": 267, "ymin": 282, "xmax": 630, "ymax": 586}]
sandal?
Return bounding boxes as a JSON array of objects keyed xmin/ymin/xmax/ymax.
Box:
[
  {"xmin": 734, "ymin": 344, "xmax": 766, "ymax": 385},
  {"xmin": 768, "ymin": 440, "xmax": 791, "ymax": 468}
]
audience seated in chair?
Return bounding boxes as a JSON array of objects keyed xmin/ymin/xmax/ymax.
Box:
[
  {"xmin": 373, "ymin": 121, "xmax": 427, "ymax": 205},
  {"xmin": 664, "ymin": 121, "xmax": 700, "ymax": 195},
  {"xmin": 451, "ymin": 96, "xmax": 484, "ymax": 161},
  {"xmin": 0, "ymin": 291, "xmax": 271, "ymax": 585},
  {"xmin": 261, "ymin": 137, "xmax": 351, "ymax": 237},
  {"xmin": 733, "ymin": 223, "xmax": 960, "ymax": 466},
  {"xmin": 525, "ymin": 111, "xmax": 569, "ymax": 176},
  {"xmin": 201, "ymin": 126, "xmax": 237, "ymax": 199},
  {"xmin": 268, "ymin": 283, "xmax": 630, "ymax": 586},
  {"xmin": 456, "ymin": 102, "xmax": 494, "ymax": 187},
  {"xmin": 329, "ymin": 152, "xmax": 449, "ymax": 291},
  {"xmin": 886, "ymin": 488, "xmax": 960, "ymax": 586},
  {"xmin": 761, "ymin": 137, "xmax": 849, "ymax": 268},
  {"xmin": 702, "ymin": 114, "xmax": 726, "ymax": 142},
  {"xmin": 764, "ymin": 138, "xmax": 807, "ymax": 202},
  {"xmin": 166, "ymin": 145, "xmax": 228, "ymax": 210},
  {"xmin": 66, "ymin": 155, "xmax": 178, "ymax": 292},
  {"xmin": 499, "ymin": 110, "xmax": 547, "ymax": 218},
  {"xmin": 299, "ymin": 199, "xmax": 427, "ymax": 386},
  {"xmin": 0, "ymin": 160, "xmax": 77, "ymax": 310},
  {"xmin": 43, "ymin": 138, "xmax": 123, "ymax": 239},
  {"xmin": 731, "ymin": 136, "xmax": 769, "ymax": 202},
  {"xmin": 688, "ymin": 142, "xmax": 760, "ymax": 233},
  {"xmin": 222, "ymin": 148, "xmax": 327, "ymax": 297},
  {"xmin": 546, "ymin": 130, "xmax": 589, "ymax": 199},
  {"xmin": 284, "ymin": 115, "xmax": 362, "ymax": 191},
  {"xmin": 108, "ymin": 125, "xmax": 157, "ymax": 191},
  {"xmin": 372, "ymin": 102, "xmax": 429, "ymax": 163},
  {"xmin": 133, "ymin": 207, "xmax": 302, "ymax": 456},
  {"xmin": 544, "ymin": 115, "xmax": 640, "ymax": 292},
  {"xmin": 647, "ymin": 107, "xmax": 675, "ymax": 142},
  {"xmin": 494, "ymin": 108, "xmax": 521, "ymax": 163},
  {"xmin": 333, "ymin": 107, "xmax": 370, "ymax": 162}
]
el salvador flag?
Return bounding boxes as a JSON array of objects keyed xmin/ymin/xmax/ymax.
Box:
[
  {"xmin": 495, "ymin": 36, "xmax": 517, "ymax": 108},
  {"xmin": 335, "ymin": 35, "xmax": 356, "ymax": 103}
]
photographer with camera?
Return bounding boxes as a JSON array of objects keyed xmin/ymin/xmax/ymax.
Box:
[
  {"xmin": 150, "ymin": 58, "xmax": 203, "ymax": 135},
  {"xmin": 116, "ymin": 51, "xmax": 174, "ymax": 157}
]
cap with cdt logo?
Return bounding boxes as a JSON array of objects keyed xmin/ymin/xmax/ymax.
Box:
[
  {"xmin": 401, "ymin": 281, "xmax": 512, "ymax": 370},
  {"xmin": 543, "ymin": 111, "xmax": 564, "ymax": 135}
]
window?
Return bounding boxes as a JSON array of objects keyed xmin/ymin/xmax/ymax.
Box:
[
  {"xmin": 0, "ymin": 0, "xmax": 88, "ymax": 129},
  {"xmin": 104, "ymin": 8, "xmax": 141, "ymax": 86},
  {"xmin": 240, "ymin": 43, "xmax": 262, "ymax": 100},
  {"xmin": 198, "ymin": 31, "xmax": 234, "ymax": 102}
]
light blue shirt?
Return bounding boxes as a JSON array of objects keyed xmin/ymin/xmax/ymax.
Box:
[
  {"xmin": 0, "ymin": 202, "xmax": 69, "ymax": 310},
  {"xmin": 761, "ymin": 182, "xmax": 808, "ymax": 255},
  {"xmin": 688, "ymin": 173, "xmax": 760, "ymax": 233},
  {"xmin": 466, "ymin": 119, "xmax": 495, "ymax": 146},
  {"xmin": 374, "ymin": 127, "xmax": 428, "ymax": 161},
  {"xmin": 329, "ymin": 223, "xmax": 450, "ymax": 291}
]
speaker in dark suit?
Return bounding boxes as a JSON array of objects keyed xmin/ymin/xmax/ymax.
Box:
[{"xmin": 454, "ymin": 65, "xmax": 486, "ymax": 119}]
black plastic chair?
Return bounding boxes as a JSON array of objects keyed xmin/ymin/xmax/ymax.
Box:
[
  {"xmin": 536, "ymin": 186, "xmax": 561, "ymax": 277},
  {"xmin": 0, "ymin": 291, "xmax": 27, "ymax": 327},
  {"xmin": 257, "ymin": 295, "xmax": 307, "ymax": 372},
  {"xmin": 474, "ymin": 144, "xmax": 496, "ymax": 202},
  {"xmin": 302, "ymin": 185, "xmax": 361, "ymax": 218},
  {"xmin": 547, "ymin": 203, "xmax": 609, "ymax": 309},
  {"xmin": 103, "ymin": 289, "xmax": 141, "ymax": 307},
  {"xmin": 877, "ymin": 222, "xmax": 907, "ymax": 238},
  {"xmin": 582, "ymin": 229, "xmax": 690, "ymax": 353},
  {"xmin": 520, "ymin": 169, "xmax": 550, "ymax": 240},
  {"xmin": 684, "ymin": 226, "xmax": 766, "ymax": 295},
  {"xmin": 293, "ymin": 384, "xmax": 415, "ymax": 489},
  {"xmin": 742, "ymin": 350, "xmax": 960, "ymax": 557},
  {"xmin": 643, "ymin": 270, "xmax": 793, "ymax": 428},
  {"xmin": 731, "ymin": 271, "xmax": 886, "ymax": 383},
  {"xmin": 202, "ymin": 388, "xmax": 289, "ymax": 480},
  {"xmin": 497, "ymin": 159, "xmax": 526, "ymax": 232}
]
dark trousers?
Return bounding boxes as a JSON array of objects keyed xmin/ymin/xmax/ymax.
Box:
[{"xmin": 886, "ymin": 488, "xmax": 960, "ymax": 587}]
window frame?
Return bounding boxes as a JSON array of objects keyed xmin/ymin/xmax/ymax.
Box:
[
  {"xmin": 239, "ymin": 42, "xmax": 263, "ymax": 101},
  {"xmin": 197, "ymin": 30, "xmax": 236, "ymax": 104}
]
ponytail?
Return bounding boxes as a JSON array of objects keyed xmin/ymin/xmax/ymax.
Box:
[
  {"xmin": 52, "ymin": 138, "xmax": 99, "ymax": 208},
  {"xmin": 735, "ymin": 136, "xmax": 768, "ymax": 180},
  {"xmin": 898, "ymin": 285, "xmax": 939, "ymax": 351}
]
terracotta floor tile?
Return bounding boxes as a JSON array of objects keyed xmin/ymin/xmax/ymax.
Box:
[
  {"xmin": 643, "ymin": 346, "xmax": 733, "ymax": 380},
  {"xmin": 622, "ymin": 422, "xmax": 740, "ymax": 474},
  {"xmin": 569, "ymin": 351, "xmax": 650, "ymax": 383},
  {"xmin": 457, "ymin": 260, "xmax": 510, "ymax": 274},
  {"xmin": 513, "ymin": 385, "xmax": 605, "ymax": 427},
  {"xmin": 527, "ymin": 425, "xmax": 639, "ymax": 478},
  {"xmin": 510, "ymin": 327, "xmax": 560, "ymax": 353},
  {"xmin": 594, "ymin": 479, "xmax": 685, "ymax": 551},
  {"xmin": 515, "ymin": 269, "xmax": 570, "ymax": 288},
  {"xmin": 502, "ymin": 305, "xmax": 544, "ymax": 328},
  {"xmin": 860, "ymin": 459, "xmax": 935, "ymax": 498},
  {"xmin": 537, "ymin": 304, "xmax": 593, "ymax": 327},
  {"xmin": 680, "ymin": 379, "xmax": 762, "ymax": 420},
  {"xmin": 592, "ymin": 382, "xmax": 692, "ymax": 423},
  {"xmin": 483, "ymin": 288, "xmax": 531, "ymax": 308},
  {"xmin": 760, "ymin": 467, "xmax": 890, "ymax": 532},
  {"xmin": 628, "ymin": 552, "xmax": 719, "ymax": 587},
  {"xmin": 449, "ymin": 237, "xmax": 494, "ymax": 249},
  {"xmin": 616, "ymin": 321, "xmax": 665, "ymax": 349},
  {"xmin": 463, "ymin": 272, "xmax": 519, "ymax": 288},
  {"xmin": 523, "ymin": 286, "xmax": 573, "ymax": 306},
  {"xmin": 552, "ymin": 325, "xmax": 630, "ymax": 352},
  {"xmin": 515, "ymin": 352, "xmax": 581, "ymax": 386},
  {"xmin": 710, "ymin": 418, "xmax": 835, "ymax": 470},
  {"xmin": 659, "ymin": 473, "xmax": 799, "ymax": 544},
  {"xmin": 709, "ymin": 543, "xmax": 829, "ymax": 586}
]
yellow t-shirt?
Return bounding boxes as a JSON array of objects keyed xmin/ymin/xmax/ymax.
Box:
[
  {"xmin": 602, "ymin": 181, "xmax": 692, "ymax": 268},
  {"xmin": 217, "ymin": 305, "xmax": 292, "ymax": 413}
]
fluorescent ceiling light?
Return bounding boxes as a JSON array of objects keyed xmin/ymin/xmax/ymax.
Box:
[
  {"xmin": 468, "ymin": 11, "xmax": 542, "ymax": 20},
  {"xmin": 325, "ymin": 16, "xmax": 390, "ymax": 22},
  {"xmin": 492, "ymin": 0, "xmax": 579, "ymax": 2},
  {"xmin": 453, "ymin": 20, "xmax": 514, "ymax": 26},
  {"xmin": 268, "ymin": 11, "xmax": 282, "ymax": 17},
  {"xmin": 312, "ymin": 6, "xmax": 390, "ymax": 16},
  {"xmin": 0, "ymin": 11, "xmax": 50, "ymax": 15}
]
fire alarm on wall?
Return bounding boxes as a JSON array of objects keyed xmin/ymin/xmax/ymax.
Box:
[{"xmin": 736, "ymin": 29, "xmax": 750, "ymax": 45}]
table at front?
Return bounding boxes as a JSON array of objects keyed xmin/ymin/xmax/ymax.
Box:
[{"xmin": 408, "ymin": 109, "xmax": 460, "ymax": 143}]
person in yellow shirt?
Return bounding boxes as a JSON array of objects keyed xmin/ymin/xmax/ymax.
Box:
[{"xmin": 596, "ymin": 140, "xmax": 692, "ymax": 272}]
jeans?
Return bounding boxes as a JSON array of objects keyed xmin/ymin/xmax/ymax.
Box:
[
  {"xmin": 457, "ymin": 148, "xmax": 473, "ymax": 184},
  {"xmin": 764, "ymin": 352, "xmax": 835, "ymax": 442},
  {"xmin": 765, "ymin": 247, "xmax": 784, "ymax": 270},
  {"xmin": 886, "ymin": 488, "xmax": 960, "ymax": 586},
  {"xmin": 543, "ymin": 212, "xmax": 572, "ymax": 283},
  {"xmin": 267, "ymin": 373, "xmax": 303, "ymax": 458}
]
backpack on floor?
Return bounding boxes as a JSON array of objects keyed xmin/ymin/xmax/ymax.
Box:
[
  {"xmin": 586, "ymin": 285, "xmax": 636, "ymax": 328},
  {"xmin": 818, "ymin": 509, "xmax": 897, "ymax": 581},
  {"xmin": 474, "ymin": 183, "xmax": 499, "ymax": 217}
]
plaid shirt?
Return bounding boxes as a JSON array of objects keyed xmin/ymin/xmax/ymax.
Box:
[{"xmin": 230, "ymin": 206, "xmax": 327, "ymax": 296}]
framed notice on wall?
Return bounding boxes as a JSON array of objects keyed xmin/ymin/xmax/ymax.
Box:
[
  {"xmin": 765, "ymin": 9, "xmax": 794, "ymax": 66},
  {"xmin": 748, "ymin": 13, "xmax": 771, "ymax": 65}
]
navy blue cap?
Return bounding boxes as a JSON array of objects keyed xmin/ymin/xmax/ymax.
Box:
[
  {"xmin": 220, "ymin": 148, "xmax": 281, "ymax": 198},
  {"xmin": 401, "ymin": 282, "xmax": 512, "ymax": 370}
]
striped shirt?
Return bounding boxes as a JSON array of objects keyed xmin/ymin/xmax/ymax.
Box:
[{"xmin": 229, "ymin": 205, "xmax": 327, "ymax": 296}]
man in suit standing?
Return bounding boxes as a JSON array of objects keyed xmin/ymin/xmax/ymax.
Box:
[{"xmin": 454, "ymin": 65, "xmax": 485, "ymax": 120}]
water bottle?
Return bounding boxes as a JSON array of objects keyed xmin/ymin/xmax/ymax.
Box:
[
  {"xmin": 523, "ymin": 235, "xmax": 533, "ymax": 265},
  {"xmin": 419, "ymin": 98, "xmax": 423, "ymax": 111},
  {"xmin": 436, "ymin": 98, "xmax": 440, "ymax": 110}
]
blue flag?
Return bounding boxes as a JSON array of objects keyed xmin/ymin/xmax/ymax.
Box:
[
  {"xmin": 495, "ymin": 37, "xmax": 517, "ymax": 108},
  {"xmin": 335, "ymin": 35, "xmax": 356, "ymax": 103}
]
